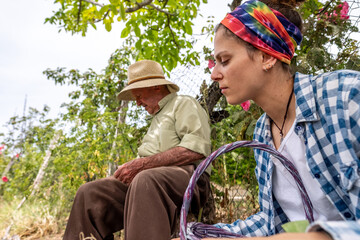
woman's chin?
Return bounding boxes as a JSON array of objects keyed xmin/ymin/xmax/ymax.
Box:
[{"xmin": 225, "ymin": 97, "xmax": 242, "ymax": 106}]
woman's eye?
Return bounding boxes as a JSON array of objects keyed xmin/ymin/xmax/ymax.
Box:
[{"xmin": 220, "ymin": 59, "xmax": 229, "ymax": 65}]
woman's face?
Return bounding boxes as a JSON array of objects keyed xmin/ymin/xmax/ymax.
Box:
[{"xmin": 211, "ymin": 27, "xmax": 263, "ymax": 105}]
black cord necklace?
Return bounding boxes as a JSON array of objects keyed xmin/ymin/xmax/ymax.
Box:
[{"xmin": 270, "ymin": 88, "xmax": 294, "ymax": 143}]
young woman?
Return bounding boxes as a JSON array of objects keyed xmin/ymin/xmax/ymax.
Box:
[{"xmin": 182, "ymin": 0, "xmax": 360, "ymax": 239}]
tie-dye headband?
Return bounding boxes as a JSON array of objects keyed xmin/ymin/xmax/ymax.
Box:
[{"xmin": 220, "ymin": 0, "xmax": 302, "ymax": 64}]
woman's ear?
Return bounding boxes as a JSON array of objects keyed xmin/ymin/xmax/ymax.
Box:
[{"xmin": 261, "ymin": 52, "xmax": 278, "ymax": 72}]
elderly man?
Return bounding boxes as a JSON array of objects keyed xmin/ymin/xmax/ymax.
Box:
[{"xmin": 63, "ymin": 60, "xmax": 212, "ymax": 240}]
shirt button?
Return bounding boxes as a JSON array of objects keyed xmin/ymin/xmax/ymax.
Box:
[
  {"xmin": 344, "ymin": 212, "xmax": 352, "ymax": 218},
  {"xmin": 314, "ymin": 173, "xmax": 321, "ymax": 178}
]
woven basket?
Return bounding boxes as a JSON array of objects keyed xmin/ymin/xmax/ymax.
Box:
[{"xmin": 179, "ymin": 140, "xmax": 313, "ymax": 239}]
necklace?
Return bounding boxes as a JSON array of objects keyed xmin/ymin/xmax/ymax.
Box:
[{"xmin": 270, "ymin": 88, "xmax": 294, "ymax": 143}]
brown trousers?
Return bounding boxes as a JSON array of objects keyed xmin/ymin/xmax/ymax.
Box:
[{"xmin": 63, "ymin": 165, "xmax": 210, "ymax": 240}]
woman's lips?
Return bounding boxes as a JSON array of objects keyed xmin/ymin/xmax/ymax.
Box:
[{"xmin": 220, "ymin": 87, "xmax": 228, "ymax": 94}]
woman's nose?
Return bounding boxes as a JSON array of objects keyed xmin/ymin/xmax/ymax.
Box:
[{"xmin": 211, "ymin": 66, "xmax": 222, "ymax": 82}]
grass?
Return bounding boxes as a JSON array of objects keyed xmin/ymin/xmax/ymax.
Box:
[
  {"xmin": 0, "ymin": 185, "xmax": 258, "ymax": 240},
  {"xmin": 0, "ymin": 197, "xmax": 66, "ymax": 239}
]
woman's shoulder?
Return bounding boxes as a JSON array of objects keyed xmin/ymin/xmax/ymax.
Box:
[
  {"xmin": 296, "ymin": 70, "xmax": 360, "ymax": 93},
  {"xmin": 297, "ymin": 70, "xmax": 360, "ymax": 82}
]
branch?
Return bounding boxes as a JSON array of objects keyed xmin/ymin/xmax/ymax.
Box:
[
  {"xmin": 94, "ymin": 9, "xmax": 110, "ymax": 23},
  {"xmin": 166, "ymin": 15, "xmax": 180, "ymax": 49},
  {"xmin": 82, "ymin": 0, "xmax": 104, "ymax": 7},
  {"xmin": 317, "ymin": 0, "xmax": 336, "ymax": 15},
  {"xmin": 81, "ymin": 0, "xmax": 174, "ymax": 17},
  {"xmin": 149, "ymin": 4, "xmax": 175, "ymax": 16},
  {"xmin": 126, "ymin": 0, "xmax": 153, "ymax": 12},
  {"xmin": 162, "ymin": 0, "xmax": 169, "ymax": 8},
  {"xmin": 77, "ymin": 0, "xmax": 82, "ymax": 24}
]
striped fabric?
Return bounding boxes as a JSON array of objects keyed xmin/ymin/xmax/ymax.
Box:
[{"xmin": 221, "ymin": 0, "xmax": 302, "ymax": 64}]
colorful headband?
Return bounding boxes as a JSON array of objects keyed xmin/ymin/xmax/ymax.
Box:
[{"xmin": 220, "ymin": 0, "xmax": 302, "ymax": 64}]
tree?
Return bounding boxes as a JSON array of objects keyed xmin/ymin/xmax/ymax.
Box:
[{"xmin": 46, "ymin": 0, "xmax": 210, "ymax": 72}]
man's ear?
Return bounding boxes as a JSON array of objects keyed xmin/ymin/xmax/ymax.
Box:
[{"xmin": 261, "ymin": 52, "xmax": 277, "ymax": 72}]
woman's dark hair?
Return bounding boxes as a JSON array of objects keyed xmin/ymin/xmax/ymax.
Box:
[
  {"xmin": 262, "ymin": 0, "xmax": 305, "ymax": 31},
  {"xmin": 215, "ymin": 0, "xmax": 305, "ymax": 71}
]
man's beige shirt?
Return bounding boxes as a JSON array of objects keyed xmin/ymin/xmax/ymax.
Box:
[{"xmin": 138, "ymin": 93, "xmax": 212, "ymax": 175}]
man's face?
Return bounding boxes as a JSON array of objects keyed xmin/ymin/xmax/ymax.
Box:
[{"xmin": 131, "ymin": 87, "xmax": 161, "ymax": 115}]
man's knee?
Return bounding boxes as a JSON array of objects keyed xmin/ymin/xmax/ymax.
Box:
[
  {"xmin": 130, "ymin": 168, "xmax": 159, "ymax": 189},
  {"xmin": 74, "ymin": 181, "xmax": 97, "ymax": 200}
]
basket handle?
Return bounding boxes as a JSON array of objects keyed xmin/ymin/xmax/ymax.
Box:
[{"xmin": 179, "ymin": 140, "xmax": 314, "ymax": 239}]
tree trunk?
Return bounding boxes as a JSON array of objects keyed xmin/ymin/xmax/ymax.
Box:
[{"xmin": 107, "ymin": 100, "xmax": 129, "ymax": 176}]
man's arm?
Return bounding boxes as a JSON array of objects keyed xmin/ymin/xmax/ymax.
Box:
[{"xmin": 114, "ymin": 146, "xmax": 204, "ymax": 184}]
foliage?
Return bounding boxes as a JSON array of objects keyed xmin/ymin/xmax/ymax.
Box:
[
  {"xmin": 0, "ymin": 46, "xmax": 148, "ymax": 210},
  {"xmin": 294, "ymin": 0, "xmax": 360, "ymax": 73},
  {"xmin": 0, "ymin": 106, "xmax": 57, "ymax": 198},
  {"xmin": 45, "ymin": 0, "xmax": 211, "ymax": 72},
  {"xmin": 40, "ymin": 46, "xmax": 149, "ymax": 207}
]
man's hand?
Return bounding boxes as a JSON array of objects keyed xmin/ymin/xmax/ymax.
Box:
[
  {"xmin": 113, "ymin": 146, "xmax": 204, "ymax": 185},
  {"xmin": 113, "ymin": 158, "xmax": 145, "ymax": 185}
]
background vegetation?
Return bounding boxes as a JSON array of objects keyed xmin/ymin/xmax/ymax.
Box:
[{"xmin": 1, "ymin": 0, "xmax": 359, "ymax": 239}]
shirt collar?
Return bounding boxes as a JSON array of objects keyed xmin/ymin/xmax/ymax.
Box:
[
  {"xmin": 293, "ymin": 72, "xmax": 319, "ymax": 123},
  {"xmin": 262, "ymin": 72, "xmax": 319, "ymax": 143},
  {"xmin": 150, "ymin": 92, "xmax": 177, "ymax": 117}
]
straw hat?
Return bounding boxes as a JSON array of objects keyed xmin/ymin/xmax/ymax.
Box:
[{"xmin": 117, "ymin": 60, "xmax": 180, "ymax": 101}]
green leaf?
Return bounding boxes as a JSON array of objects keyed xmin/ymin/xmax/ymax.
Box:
[
  {"xmin": 134, "ymin": 25, "xmax": 141, "ymax": 37},
  {"xmin": 110, "ymin": 5, "xmax": 118, "ymax": 14},
  {"xmin": 120, "ymin": 4, "xmax": 126, "ymax": 20},
  {"xmin": 184, "ymin": 22, "xmax": 193, "ymax": 35},
  {"xmin": 282, "ymin": 220, "xmax": 309, "ymax": 233},
  {"xmin": 121, "ymin": 27, "xmax": 130, "ymax": 38},
  {"xmin": 135, "ymin": 39, "xmax": 142, "ymax": 49},
  {"xmin": 90, "ymin": 22, "xmax": 97, "ymax": 30},
  {"xmin": 105, "ymin": 22, "xmax": 112, "ymax": 32},
  {"xmin": 99, "ymin": 5, "xmax": 110, "ymax": 15}
]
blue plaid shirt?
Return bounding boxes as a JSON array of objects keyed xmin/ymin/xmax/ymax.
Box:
[{"xmin": 215, "ymin": 70, "xmax": 360, "ymax": 239}]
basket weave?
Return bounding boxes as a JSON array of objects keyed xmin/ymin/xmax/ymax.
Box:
[{"xmin": 179, "ymin": 140, "xmax": 314, "ymax": 240}]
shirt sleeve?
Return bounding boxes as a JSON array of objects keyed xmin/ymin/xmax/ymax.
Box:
[
  {"xmin": 306, "ymin": 72, "xmax": 360, "ymax": 240},
  {"xmin": 306, "ymin": 220, "xmax": 360, "ymax": 240},
  {"xmin": 174, "ymin": 97, "xmax": 211, "ymax": 157}
]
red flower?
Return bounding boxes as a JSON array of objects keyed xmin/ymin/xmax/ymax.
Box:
[
  {"xmin": 208, "ymin": 59, "xmax": 215, "ymax": 69},
  {"xmin": 340, "ymin": 1, "xmax": 349, "ymax": 20},
  {"xmin": 241, "ymin": 100, "xmax": 251, "ymax": 111},
  {"xmin": 0, "ymin": 144, "xmax": 4, "ymax": 150},
  {"xmin": 2, "ymin": 176, "xmax": 8, "ymax": 182},
  {"xmin": 15, "ymin": 153, "xmax": 20, "ymax": 158}
]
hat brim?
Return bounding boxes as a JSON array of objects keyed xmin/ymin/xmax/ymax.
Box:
[{"xmin": 117, "ymin": 78, "xmax": 180, "ymax": 101}]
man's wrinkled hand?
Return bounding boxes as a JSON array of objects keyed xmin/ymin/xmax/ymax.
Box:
[{"xmin": 113, "ymin": 159, "xmax": 144, "ymax": 185}]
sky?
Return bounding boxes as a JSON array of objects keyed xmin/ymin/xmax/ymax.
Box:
[{"xmin": 0, "ymin": 0, "xmax": 232, "ymax": 136}]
